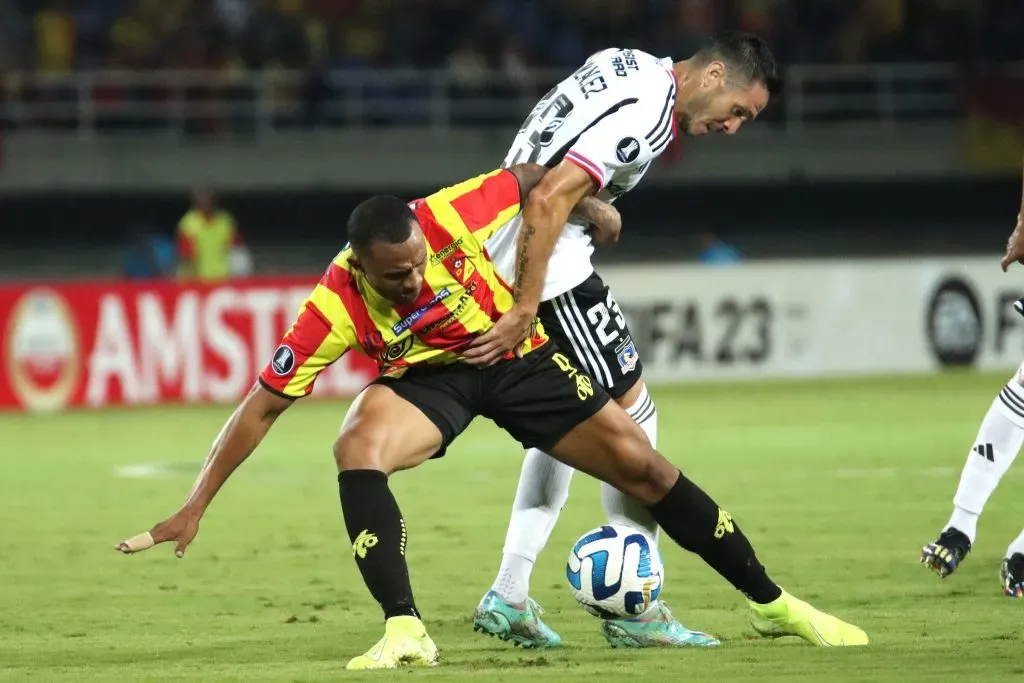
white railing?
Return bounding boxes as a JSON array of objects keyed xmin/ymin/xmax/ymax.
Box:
[{"xmin": 1, "ymin": 63, "xmax": 1019, "ymax": 138}]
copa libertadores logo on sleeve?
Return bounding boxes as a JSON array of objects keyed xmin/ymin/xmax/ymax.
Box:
[
  {"xmin": 925, "ymin": 276, "xmax": 982, "ymax": 367},
  {"xmin": 615, "ymin": 137, "xmax": 640, "ymax": 164},
  {"xmin": 271, "ymin": 345, "xmax": 296, "ymax": 375}
]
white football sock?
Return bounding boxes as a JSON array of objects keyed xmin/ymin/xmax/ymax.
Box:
[
  {"xmin": 944, "ymin": 379, "xmax": 1024, "ymax": 545},
  {"xmin": 491, "ymin": 449, "xmax": 575, "ymax": 604},
  {"xmin": 489, "ymin": 386, "xmax": 661, "ymax": 605},
  {"xmin": 1006, "ymin": 528, "xmax": 1024, "ymax": 560},
  {"xmin": 602, "ymin": 385, "xmax": 660, "ymax": 542}
]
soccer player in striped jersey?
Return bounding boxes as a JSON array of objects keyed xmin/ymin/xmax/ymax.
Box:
[
  {"xmin": 922, "ymin": 153, "xmax": 1024, "ymax": 597},
  {"xmin": 117, "ymin": 163, "xmax": 867, "ymax": 670},
  {"xmin": 470, "ymin": 32, "xmax": 781, "ymax": 648}
]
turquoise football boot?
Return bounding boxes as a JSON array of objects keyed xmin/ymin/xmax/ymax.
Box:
[
  {"xmin": 472, "ymin": 590, "xmax": 562, "ymax": 648},
  {"xmin": 601, "ymin": 602, "xmax": 720, "ymax": 648}
]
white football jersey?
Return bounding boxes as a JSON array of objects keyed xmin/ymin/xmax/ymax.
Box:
[{"xmin": 484, "ymin": 47, "xmax": 678, "ymax": 301}]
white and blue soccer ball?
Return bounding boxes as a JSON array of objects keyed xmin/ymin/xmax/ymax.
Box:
[{"xmin": 566, "ymin": 524, "xmax": 663, "ymax": 619}]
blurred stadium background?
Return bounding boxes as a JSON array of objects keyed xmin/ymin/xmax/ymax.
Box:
[
  {"xmin": 3, "ymin": 2, "xmax": 1024, "ymax": 681},
  {"xmin": 2, "ymin": 0, "xmax": 1024, "ymax": 406}
]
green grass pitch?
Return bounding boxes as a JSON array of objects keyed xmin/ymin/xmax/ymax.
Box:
[{"xmin": 3, "ymin": 372, "xmax": 1024, "ymax": 682}]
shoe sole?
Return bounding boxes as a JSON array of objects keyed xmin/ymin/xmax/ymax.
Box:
[
  {"xmin": 602, "ymin": 623, "xmax": 720, "ymax": 649},
  {"xmin": 472, "ymin": 612, "xmax": 561, "ymax": 649},
  {"xmin": 751, "ymin": 615, "xmax": 867, "ymax": 647},
  {"xmin": 346, "ymin": 648, "xmax": 437, "ymax": 670}
]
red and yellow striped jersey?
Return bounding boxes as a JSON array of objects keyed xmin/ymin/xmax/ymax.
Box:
[{"xmin": 259, "ymin": 168, "xmax": 548, "ymax": 399}]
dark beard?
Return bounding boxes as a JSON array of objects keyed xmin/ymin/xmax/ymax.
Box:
[{"xmin": 676, "ymin": 111, "xmax": 693, "ymax": 137}]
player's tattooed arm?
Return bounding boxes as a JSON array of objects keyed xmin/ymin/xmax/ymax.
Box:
[
  {"xmin": 115, "ymin": 384, "xmax": 293, "ymax": 557},
  {"xmin": 513, "ymin": 161, "xmax": 596, "ymax": 307},
  {"xmin": 507, "ymin": 163, "xmax": 617, "ymax": 242},
  {"xmin": 463, "ymin": 162, "xmax": 595, "ymax": 366}
]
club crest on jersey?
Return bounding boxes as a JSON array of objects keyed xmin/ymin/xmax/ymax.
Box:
[
  {"xmin": 271, "ymin": 345, "xmax": 295, "ymax": 375},
  {"xmin": 615, "ymin": 337, "xmax": 639, "ymax": 374},
  {"xmin": 616, "ymin": 137, "xmax": 641, "ymax": 164},
  {"xmin": 361, "ymin": 329, "xmax": 415, "ymax": 366},
  {"xmin": 382, "ymin": 335, "xmax": 415, "ymax": 363},
  {"xmin": 452, "ymin": 256, "xmax": 465, "ymax": 279}
]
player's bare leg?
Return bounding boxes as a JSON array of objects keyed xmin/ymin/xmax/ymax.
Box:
[
  {"xmin": 334, "ymin": 385, "xmax": 443, "ymax": 670},
  {"xmin": 546, "ymin": 402, "xmax": 869, "ymax": 647}
]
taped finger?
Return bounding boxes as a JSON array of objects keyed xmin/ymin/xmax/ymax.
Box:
[{"xmin": 118, "ymin": 531, "xmax": 156, "ymax": 553}]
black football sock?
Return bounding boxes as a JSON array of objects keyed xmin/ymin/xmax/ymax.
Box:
[
  {"xmin": 338, "ymin": 469, "xmax": 420, "ymax": 620},
  {"xmin": 648, "ymin": 470, "xmax": 782, "ymax": 604}
]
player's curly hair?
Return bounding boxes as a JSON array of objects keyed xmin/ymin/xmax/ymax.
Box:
[
  {"xmin": 694, "ymin": 31, "xmax": 781, "ymax": 95},
  {"xmin": 347, "ymin": 195, "xmax": 416, "ymax": 253}
]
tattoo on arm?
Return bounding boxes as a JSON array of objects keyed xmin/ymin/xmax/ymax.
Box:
[{"xmin": 513, "ymin": 225, "xmax": 537, "ymax": 303}]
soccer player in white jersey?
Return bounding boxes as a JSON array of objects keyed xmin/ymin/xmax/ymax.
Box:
[
  {"xmin": 461, "ymin": 32, "xmax": 781, "ymax": 648},
  {"xmin": 922, "ymin": 153, "xmax": 1024, "ymax": 598}
]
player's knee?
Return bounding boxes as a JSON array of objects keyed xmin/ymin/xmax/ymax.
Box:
[
  {"xmin": 606, "ymin": 433, "xmax": 676, "ymax": 504},
  {"xmin": 333, "ymin": 427, "xmax": 387, "ymax": 473}
]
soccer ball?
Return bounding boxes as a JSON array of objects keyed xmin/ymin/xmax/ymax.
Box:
[{"xmin": 566, "ymin": 524, "xmax": 663, "ymax": 619}]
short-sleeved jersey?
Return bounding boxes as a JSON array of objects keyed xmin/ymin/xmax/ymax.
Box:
[
  {"xmin": 259, "ymin": 169, "xmax": 548, "ymax": 399},
  {"xmin": 484, "ymin": 48, "xmax": 678, "ymax": 301}
]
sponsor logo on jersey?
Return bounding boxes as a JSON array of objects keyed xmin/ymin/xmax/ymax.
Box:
[
  {"xmin": 392, "ymin": 288, "xmax": 452, "ymax": 335},
  {"xmin": 429, "ymin": 238, "xmax": 465, "ymax": 265},
  {"xmin": 616, "ymin": 137, "xmax": 641, "ymax": 164},
  {"xmin": 271, "ymin": 344, "xmax": 295, "ymax": 375},
  {"xmin": 615, "ymin": 336, "xmax": 639, "ymax": 374},
  {"xmin": 611, "ymin": 50, "xmax": 639, "ymax": 77},
  {"xmin": 419, "ymin": 282, "xmax": 477, "ymax": 336},
  {"xmin": 606, "ymin": 183, "xmax": 628, "ymax": 198}
]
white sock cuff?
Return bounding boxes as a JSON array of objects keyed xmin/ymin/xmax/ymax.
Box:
[
  {"xmin": 996, "ymin": 381, "xmax": 1024, "ymax": 429},
  {"xmin": 625, "ymin": 385, "xmax": 655, "ymax": 424}
]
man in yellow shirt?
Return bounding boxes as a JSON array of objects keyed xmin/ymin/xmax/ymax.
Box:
[{"xmin": 176, "ymin": 185, "xmax": 249, "ymax": 281}]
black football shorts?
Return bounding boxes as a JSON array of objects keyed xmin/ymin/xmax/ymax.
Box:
[
  {"xmin": 538, "ymin": 271, "xmax": 642, "ymax": 399},
  {"xmin": 372, "ymin": 341, "xmax": 611, "ymax": 458}
]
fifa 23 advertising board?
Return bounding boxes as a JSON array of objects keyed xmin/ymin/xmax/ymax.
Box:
[
  {"xmin": 600, "ymin": 257, "xmax": 1024, "ymax": 383},
  {"xmin": 4, "ymin": 258, "xmax": 1024, "ymax": 412},
  {"xmin": 0, "ymin": 278, "xmax": 378, "ymax": 412}
]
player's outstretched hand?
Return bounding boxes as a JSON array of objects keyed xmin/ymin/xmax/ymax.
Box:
[
  {"xmin": 115, "ymin": 505, "xmax": 202, "ymax": 558},
  {"xmin": 1001, "ymin": 213, "xmax": 1024, "ymax": 272},
  {"xmin": 462, "ymin": 305, "xmax": 535, "ymax": 367}
]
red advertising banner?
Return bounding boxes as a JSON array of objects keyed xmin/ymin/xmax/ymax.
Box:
[{"xmin": 0, "ymin": 277, "xmax": 379, "ymax": 412}]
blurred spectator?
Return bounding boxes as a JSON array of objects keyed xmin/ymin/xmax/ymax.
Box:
[
  {"xmin": 0, "ymin": 0, "xmax": 29, "ymax": 72},
  {"xmin": 447, "ymin": 38, "xmax": 489, "ymax": 88},
  {"xmin": 697, "ymin": 232, "xmax": 743, "ymax": 265},
  {"xmin": 122, "ymin": 230, "xmax": 177, "ymax": 280},
  {"xmin": 2, "ymin": 0, "xmax": 1024, "ymax": 136},
  {"xmin": 177, "ymin": 185, "xmax": 250, "ymax": 281},
  {"xmin": 34, "ymin": 0, "xmax": 76, "ymax": 73},
  {"xmin": 6, "ymin": 0, "xmax": 1024, "ymax": 76}
]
